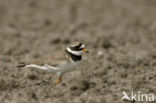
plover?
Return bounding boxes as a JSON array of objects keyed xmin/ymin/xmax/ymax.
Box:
[{"xmin": 17, "ymin": 42, "xmax": 89, "ymax": 84}]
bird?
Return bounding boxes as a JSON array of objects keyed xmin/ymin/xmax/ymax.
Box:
[{"xmin": 17, "ymin": 42, "xmax": 89, "ymax": 85}]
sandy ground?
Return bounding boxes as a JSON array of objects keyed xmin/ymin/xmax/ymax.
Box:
[{"xmin": 0, "ymin": 0, "xmax": 156, "ymax": 103}]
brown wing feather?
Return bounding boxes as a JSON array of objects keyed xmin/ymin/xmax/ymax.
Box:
[{"xmin": 29, "ymin": 51, "xmax": 69, "ymax": 67}]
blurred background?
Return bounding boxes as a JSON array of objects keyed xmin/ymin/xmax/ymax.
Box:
[{"xmin": 0, "ymin": 0, "xmax": 156, "ymax": 103}]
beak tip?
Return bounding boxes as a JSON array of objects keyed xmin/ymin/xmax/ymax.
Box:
[{"xmin": 82, "ymin": 48, "xmax": 89, "ymax": 53}]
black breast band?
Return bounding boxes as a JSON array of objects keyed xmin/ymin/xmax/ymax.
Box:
[{"xmin": 65, "ymin": 49, "xmax": 82, "ymax": 62}]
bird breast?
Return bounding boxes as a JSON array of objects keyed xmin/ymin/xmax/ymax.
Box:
[{"xmin": 58, "ymin": 61, "xmax": 80, "ymax": 72}]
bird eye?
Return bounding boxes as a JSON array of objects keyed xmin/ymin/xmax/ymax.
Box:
[{"xmin": 79, "ymin": 42, "xmax": 82, "ymax": 46}]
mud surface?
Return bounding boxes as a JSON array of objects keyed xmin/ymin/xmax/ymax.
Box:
[{"xmin": 0, "ymin": 0, "xmax": 156, "ymax": 103}]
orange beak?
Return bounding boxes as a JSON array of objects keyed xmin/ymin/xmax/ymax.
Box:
[{"xmin": 82, "ymin": 48, "xmax": 89, "ymax": 53}]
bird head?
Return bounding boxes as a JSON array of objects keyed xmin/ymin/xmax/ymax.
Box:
[{"xmin": 66, "ymin": 42, "xmax": 89, "ymax": 56}]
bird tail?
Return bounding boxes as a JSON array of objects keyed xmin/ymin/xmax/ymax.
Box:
[
  {"xmin": 17, "ymin": 63, "xmax": 57, "ymax": 73},
  {"xmin": 17, "ymin": 63, "xmax": 26, "ymax": 67}
]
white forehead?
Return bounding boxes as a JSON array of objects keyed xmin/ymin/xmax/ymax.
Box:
[{"xmin": 80, "ymin": 44, "xmax": 85, "ymax": 48}]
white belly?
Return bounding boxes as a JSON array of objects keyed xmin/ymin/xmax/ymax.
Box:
[{"xmin": 59, "ymin": 61, "xmax": 80, "ymax": 73}]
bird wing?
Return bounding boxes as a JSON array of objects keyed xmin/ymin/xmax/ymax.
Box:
[{"xmin": 29, "ymin": 51, "xmax": 69, "ymax": 67}]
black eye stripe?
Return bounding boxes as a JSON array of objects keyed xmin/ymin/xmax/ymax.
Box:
[
  {"xmin": 78, "ymin": 48, "xmax": 84, "ymax": 51},
  {"xmin": 75, "ymin": 43, "xmax": 82, "ymax": 47},
  {"xmin": 76, "ymin": 44, "xmax": 82, "ymax": 48},
  {"xmin": 70, "ymin": 47, "xmax": 84, "ymax": 51},
  {"xmin": 70, "ymin": 42, "xmax": 84, "ymax": 51},
  {"xmin": 79, "ymin": 43, "xmax": 82, "ymax": 47}
]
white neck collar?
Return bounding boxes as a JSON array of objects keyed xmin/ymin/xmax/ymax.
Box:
[{"xmin": 66, "ymin": 47, "xmax": 81, "ymax": 56}]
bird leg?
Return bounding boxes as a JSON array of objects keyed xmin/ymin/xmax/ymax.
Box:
[
  {"xmin": 56, "ymin": 76, "xmax": 62, "ymax": 85},
  {"xmin": 56, "ymin": 79, "xmax": 59, "ymax": 85},
  {"xmin": 59, "ymin": 76, "xmax": 62, "ymax": 82}
]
